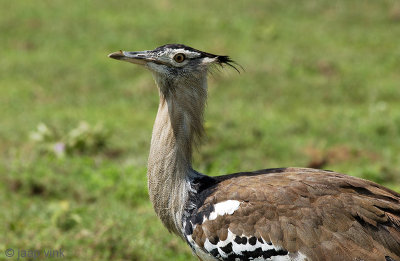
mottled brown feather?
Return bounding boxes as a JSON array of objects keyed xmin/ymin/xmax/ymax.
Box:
[{"xmin": 192, "ymin": 168, "xmax": 400, "ymax": 260}]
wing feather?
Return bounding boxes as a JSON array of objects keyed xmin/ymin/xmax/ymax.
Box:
[{"xmin": 188, "ymin": 168, "xmax": 400, "ymax": 260}]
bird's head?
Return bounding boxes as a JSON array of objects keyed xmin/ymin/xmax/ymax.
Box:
[{"xmin": 108, "ymin": 44, "xmax": 238, "ymax": 82}]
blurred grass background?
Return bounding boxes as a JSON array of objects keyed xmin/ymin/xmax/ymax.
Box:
[{"xmin": 1, "ymin": 0, "xmax": 400, "ymax": 260}]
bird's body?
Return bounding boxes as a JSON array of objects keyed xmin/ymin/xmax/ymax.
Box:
[
  {"xmin": 184, "ymin": 168, "xmax": 400, "ymax": 260},
  {"xmin": 109, "ymin": 44, "xmax": 400, "ymax": 261}
]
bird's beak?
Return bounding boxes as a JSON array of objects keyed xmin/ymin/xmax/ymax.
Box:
[{"xmin": 108, "ymin": 50, "xmax": 152, "ymax": 65}]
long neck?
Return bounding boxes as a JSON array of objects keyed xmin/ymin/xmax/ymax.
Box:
[{"xmin": 147, "ymin": 73, "xmax": 207, "ymax": 236}]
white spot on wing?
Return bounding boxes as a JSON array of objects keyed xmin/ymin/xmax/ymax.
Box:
[{"xmin": 208, "ymin": 200, "xmax": 241, "ymax": 221}]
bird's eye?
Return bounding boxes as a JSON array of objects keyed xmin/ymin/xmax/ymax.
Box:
[{"xmin": 173, "ymin": 53, "xmax": 186, "ymax": 63}]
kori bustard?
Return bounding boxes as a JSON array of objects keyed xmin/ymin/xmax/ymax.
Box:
[{"xmin": 109, "ymin": 44, "xmax": 400, "ymax": 261}]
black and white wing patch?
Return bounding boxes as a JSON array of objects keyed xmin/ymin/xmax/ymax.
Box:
[{"xmin": 183, "ymin": 199, "xmax": 307, "ymax": 261}]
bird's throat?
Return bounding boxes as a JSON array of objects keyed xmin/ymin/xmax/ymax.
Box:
[{"xmin": 146, "ymin": 75, "xmax": 207, "ymax": 235}]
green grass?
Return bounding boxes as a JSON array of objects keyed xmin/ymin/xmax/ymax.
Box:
[{"xmin": 1, "ymin": 0, "xmax": 400, "ymax": 260}]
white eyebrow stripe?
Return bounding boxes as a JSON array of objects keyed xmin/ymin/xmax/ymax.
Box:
[{"xmin": 170, "ymin": 48, "xmax": 202, "ymax": 59}]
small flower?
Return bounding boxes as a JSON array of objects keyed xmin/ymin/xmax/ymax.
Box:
[{"xmin": 53, "ymin": 142, "xmax": 66, "ymax": 158}]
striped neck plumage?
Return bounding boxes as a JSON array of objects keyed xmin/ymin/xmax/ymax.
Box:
[{"xmin": 147, "ymin": 72, "xmax": 207, "ymax": 235}]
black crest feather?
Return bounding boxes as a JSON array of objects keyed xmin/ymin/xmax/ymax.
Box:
[{"xmin": 216, "ymin": 55, "xmax": 242, "ymax": 73}]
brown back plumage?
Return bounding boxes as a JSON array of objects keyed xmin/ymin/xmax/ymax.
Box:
[{"xmin": 190, "ymin": 168, "xmax": 400, "ymax": 260}]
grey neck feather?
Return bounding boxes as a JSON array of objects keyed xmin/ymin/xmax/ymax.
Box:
[{"xmin": 147, "ymin": 71, "xmax": 207, "ymax": 236}]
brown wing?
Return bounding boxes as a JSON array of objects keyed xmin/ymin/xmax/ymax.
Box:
[{"xmin": 188, "ymin": 168, "xmax": 400, "ymax": 261}]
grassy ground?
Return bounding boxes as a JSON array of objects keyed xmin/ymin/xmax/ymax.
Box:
[{"xmin": 1, "ymin": 0, "xmax": 400, "ymax": 260}]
